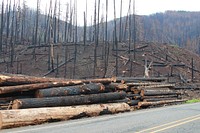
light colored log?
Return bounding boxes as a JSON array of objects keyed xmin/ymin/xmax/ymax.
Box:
[
  {"xmin": 0, "ymin": 103, "xmax": 130, "ymax": 129},
  {"xmin": 138, "ymin": 99, "xmax": 187, "ymax": 107}
]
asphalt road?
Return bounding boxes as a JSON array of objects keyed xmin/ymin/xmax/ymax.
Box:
[{"xmin": 2, "ymin": 102, "xmax": 200, "ymax": 133}]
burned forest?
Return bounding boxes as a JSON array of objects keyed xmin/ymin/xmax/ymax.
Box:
[{"xmin": 0, "ymin": 0, "xmax": 200, "ymax": 130}]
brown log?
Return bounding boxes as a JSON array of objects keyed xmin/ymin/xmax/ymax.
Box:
[
  {"xmin": 138, "ymin": 99, "xmax": 187, "ymax": 107},
  {"xmin": 12, "ymin": 92, "xmax": 127, "ymax": 109},
  {"xmin": 0, "ymin": 82, "xmax": 82, "ymax": 95},
  {"xmin": 0, "ymin": 74, "xmax": 115, "ymax": 86},
  {"xmin": 35, "ymin": 83, "xmax": 105, "ymax": 98},
  {"xmin": 0, "ymin": 103, "xmax": 131, "ymax": 129}
]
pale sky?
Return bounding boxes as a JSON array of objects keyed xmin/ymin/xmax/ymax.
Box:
[{"xmin": 2, "ymin": 0, "xmax": 200, "ymax": 25}]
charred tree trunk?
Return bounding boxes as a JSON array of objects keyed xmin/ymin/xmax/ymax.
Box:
[
  {"xmin": 35, "ymin": 83, "xmax": 106, "ymax": 98},
  {"xmin": 12, "ymin": 92, "xmax": 127, "ymax": 109}
]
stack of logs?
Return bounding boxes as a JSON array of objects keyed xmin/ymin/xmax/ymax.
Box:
[{"xmin": 0, "ymin": 74, "xmax": 187, "ymax": 129}]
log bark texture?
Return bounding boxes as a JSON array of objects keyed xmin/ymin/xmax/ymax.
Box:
[
  {"xmin": 12, "ymin": 92, "xmax": 127, "ymax": 109},
  {"xmin": 0, "ymin": 74, "xmax": 115, "ymax": 86},
  {"xmin": 35, "ymin": 83, "xmax": 106, "ymax": 98},
  {"xmin": 140, "ymin": 90, "xmax": 178, "ymax": 96},
  {"xmin": 0, "ymin": 82, "xmax": 81, "ymax": 95},
  {"xmin": 0, "ymin": 103, "xmax": 130, "ymax": 129}
]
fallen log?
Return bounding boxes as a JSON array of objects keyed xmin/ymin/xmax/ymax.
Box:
[
  {"xmin": 35, "ymin": 83, "xmax": 105, "ymax": 98},
  {"xmin": 105, "ymin": 83, "xmax": 129, "ymax": 91},
  {"xmin": 126, "ymin": 94, "xmax": 141, "ymax": 100},
  {"xmin": 1, "ymin": 103, "xmax": 130, "ymax": 129},
  {"xmin": 143, "ymin": 98, "xmax": 179, "ymax": 102},
  {"xmin": 12, "ymin": 92, "xmax": 127, "ymax": 109},
  {"xmin": 126, "ymin": 82, "xmax": 163, "ymax": 86},
  {"xmin": 142, "ymin": 94, "xmax": 178, "ymax": 99},
  {"xmin": 138, "ymin": 99, "xmax": 187, "ymax": 108},
  {"xmin": 0, "ymin": 82, "xmax": 84, "ymax": 95},
  {"xmin": 116, "ymin": 77, "xmax": 167, "ymax": 83},
  {"xmin": 140, "ymin": 90, "xmax": 178, "ymax": 96},
  {"xmin": 127, "ymin": 100, "xmax": 140, "ymax": 106},
  {"xmin": 138, "ymin": 84, "xmax": 175, "ymax": 89},
  {"xmin": 0, "ymin": 74, "xmax": 115, "ymax": 86}
]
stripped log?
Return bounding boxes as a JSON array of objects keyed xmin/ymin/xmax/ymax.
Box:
[
  {"xmin": 0, "ymin": 82, "xmax": 82, "ymax": 95},
  {"xmin": 35, "ymin": 83, "xmax": 105, "ymax": 98},
  {"xmin": 0, "ymin": 74, "xmax": 115, "ymax": 86},
  {"xmin": 138, "ymin": 99, "xmax": 187, "ymax": 108},
  {"xmin": 12, "ymin": 92, "xmax": 127, "ymax": 109},
  {"xmin": 140, "ymin": 90, "xmax": 178, "ymax": 96},
  {"xmin": 0, "ymin": 103, "xmax": 130, "ymax": 129}
]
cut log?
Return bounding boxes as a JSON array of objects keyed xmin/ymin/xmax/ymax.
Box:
[
  {"xmin": 0, "ymin": 103, "xmax": 130, "ymax": 129},
  {"xmin": 116, "ymin": 77, "xmax": 167, "ymax": 83},
  {"xmin": 142, "ymin": 94, "xmax": 178, "ymax": 99},
  {"xmin": 126, "ymin": 94, "xmax": 141, "ymax": 100},
  {"xmin": 35, "ymin": 83, "xmax": 105, "ymax": 98},
  {"xmin": 140, "ymin": 90, "xmax": 178, "ymax": 96},
  {"xmin": 138, "ymin": 99, "xmax": 187, "ymax": 107},
  {"xmin": 12, "ymin": 92, "xmax": 127, "ymax": 109},
  {"xmin": 138, "ymin": 84, "xmax": 175, "ymax": 89},
  {"xmin": 0, "ymin": 74, "xmax": 115, "ymax": 86},
  {"xmin": 0, "ymin": 82, "xmax": 83, "ymax": 95},
  {"xmin": 127, "ymin": 100, "xmax": 140, "ymax": 106},
  {"xmin": 105, "ymin": 83, "xmax": 129, "ymax": 91},
  {"xmin": 143, "ymin": 98, "xmax": 179, "ymax": 102},
  {"xmin": 126, "ymin": 82, "xmax": 163, "ymax": 86}
]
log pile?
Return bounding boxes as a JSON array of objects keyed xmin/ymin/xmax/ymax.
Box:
[{"xmin": 0, "ymin": 74, "xmax": 187, "ymax": 129}]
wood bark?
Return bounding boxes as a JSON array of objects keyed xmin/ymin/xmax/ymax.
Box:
[
  {"xmin": 116, "ymin": 77, "xmax": 167, "ymax": 83},
  {"xmin": 143, "ymin": 98, "xmax": 180, "ymax": 102},
  {"xmin": 138, "ymin": 99, "xmax": 187, "ymax": 108},
  {"xmin": 35, "ymin": 83, "xmax": 106, "ymax": 98},
  {"xmin": 12, "ymin": 92, "xmax": 127, "ymax": 109},
  {"xmin": 0, "ymin": 82, "xmax": 81, "ymax": 95},
  {"xmin": 138, "ymin": 84, "xmax": 175, "ymax": 89},
  {"xmin": 0, "ymin": 103, "xmax": 130, "ymax": 129},
  {"xmin": 142, "ymin": 94, "xmax": 178, "ymax": 99},
  {"xmin": 105, "ymin": 83, "xmax": 129, "ymax": 91},
  {"xmin": 127, "ymin": 100, "xmax": 140, "ymax": 106},
  {"xmin": 140, "ymin": 90, "xmax": 178, "ymax": 96}
]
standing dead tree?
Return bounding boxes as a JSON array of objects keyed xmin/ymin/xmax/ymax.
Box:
[
  {"xmin": 72, "ymin": 0, "xmax": 78, "ymax": 78},
  {"xmin": 0, "ymin": 0, "xmax": 4, "ymax": 52},
  {"xmin": 93, "ymin": 0, "xmax": 97, "ymax": 78},
  {"xmin": 33, "ymin": 0, "xmax": 40, "ymax": 60},
  {"xmin": 113, "ymin": 0, "xmax": 118, "ymax": 76}
]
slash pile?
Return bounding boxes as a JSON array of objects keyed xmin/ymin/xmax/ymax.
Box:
[{"xmin": 0, "ymin": 74, "xmax": 187, "ymax": 129}]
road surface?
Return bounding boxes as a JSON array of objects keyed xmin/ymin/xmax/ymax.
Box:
[{"xmin": 2, "ymin": 102, "xmax": 200, "ymax": 133}]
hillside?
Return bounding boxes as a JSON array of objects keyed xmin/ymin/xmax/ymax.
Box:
[{"xmin": 1, "ymin": 41, "xmax": 200, "ymax": 81}]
